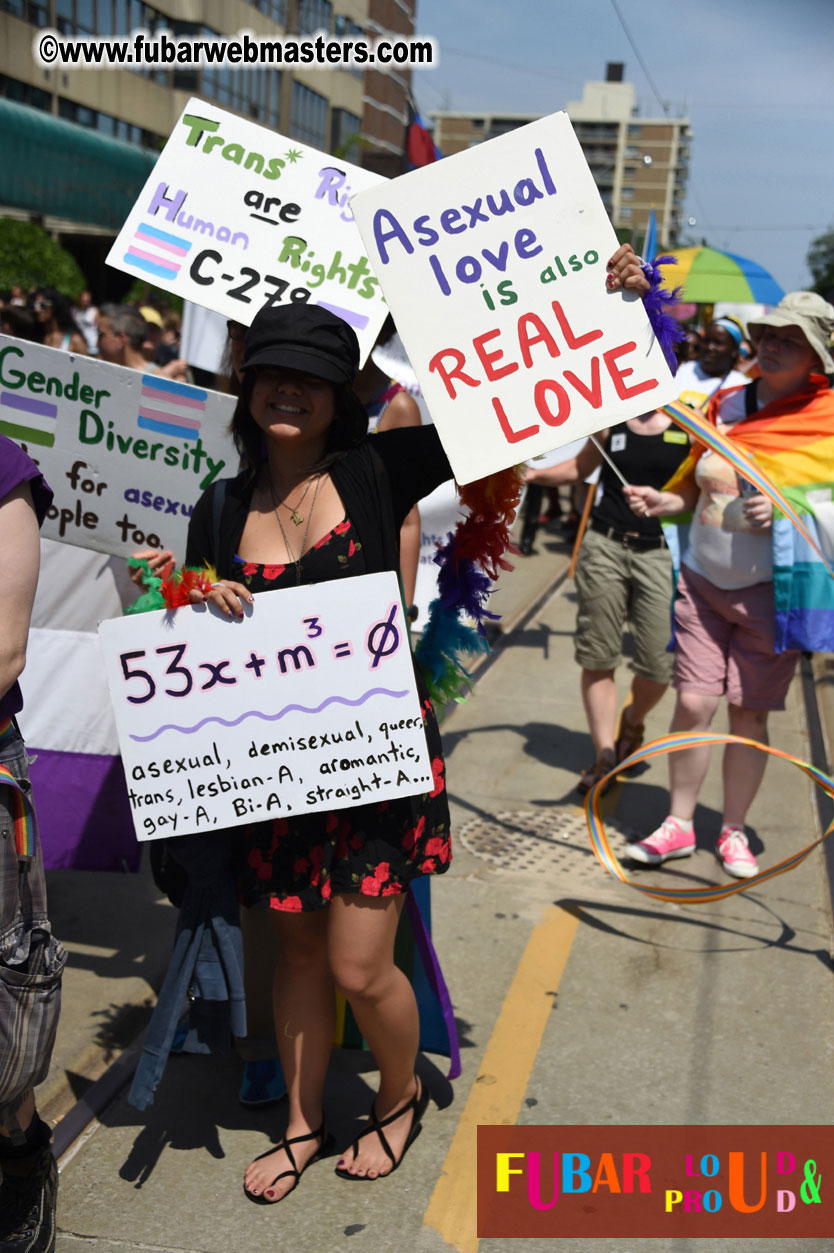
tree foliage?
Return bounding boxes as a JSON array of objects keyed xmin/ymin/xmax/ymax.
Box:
[
  {"xmin": 0, "ymin": 219, "xmax": 86, "ymax": 298},
  {"xmin": 807, "ymin": 226, "xmax": 834, "ymax": 299}
]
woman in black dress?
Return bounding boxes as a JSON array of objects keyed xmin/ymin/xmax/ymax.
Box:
[{"xmin": 184, "ymin": 304, "xmax": 452, "ymax": 1199}]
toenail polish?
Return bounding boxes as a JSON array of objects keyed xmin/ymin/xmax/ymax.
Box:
[{"xmin": 265, "ymin": 1190, "xmax": 274, "ymax": 1198}]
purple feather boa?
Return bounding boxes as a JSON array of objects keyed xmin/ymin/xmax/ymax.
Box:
[{"xmin": 641, "ymin": 255, "xmax": 685, "ymax": 373}]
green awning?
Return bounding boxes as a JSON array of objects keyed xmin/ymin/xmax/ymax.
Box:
[{"xmin": 0, "ymin": 97, "xmax": 157, "ymax": 231}]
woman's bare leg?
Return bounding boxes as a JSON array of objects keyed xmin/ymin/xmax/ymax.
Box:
[
  {"xmin": 244, "ymin": 907, "xmax": 335, "ymax": 1201},
  {"xmin": 329, "ymin": 892, "xmax": 421, "ymax": 1180}
]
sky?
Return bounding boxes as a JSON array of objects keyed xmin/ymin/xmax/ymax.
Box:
[{"xmin": 410, "ymin": 0, "xmax": 834, "ymax": 294}]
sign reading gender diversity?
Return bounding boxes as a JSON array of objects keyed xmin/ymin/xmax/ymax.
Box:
[
  {"xmin": 350, "ymin": 112, "xmax": 678, "ymax": 483},
  {"xmin": 107, "ymin": 97, "xmax": 389, "ymax": 361},
  {"xmin": 98, "ymin": 572, "xmax": 432, "ymax": 842},
  {"xmin": 0, "ymin": 335, "xmax": 235, "ymax": 558}
]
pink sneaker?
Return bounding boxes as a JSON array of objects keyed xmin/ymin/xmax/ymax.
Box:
[
  {"xmin": 716, "ymin": 826, "xmax": 758, "ymax": 878},
  {"xmin": 626, "ymin": 817, "xmax": 695, "ymax": 865}
]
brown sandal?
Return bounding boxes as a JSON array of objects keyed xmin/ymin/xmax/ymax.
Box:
[
  {"xmin": 576, "ymin": 752, "xmax": 617, "ymax": 796},
  {"xmin": 614, "ymin": 711, "xmax": 645, "ymax": 768}
]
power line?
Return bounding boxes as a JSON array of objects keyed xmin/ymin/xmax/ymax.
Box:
[{"xmin": 608, "ymin": 0, "xmax": 668, "ymax": 117}]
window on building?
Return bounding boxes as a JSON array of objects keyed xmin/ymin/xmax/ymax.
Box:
[
  {"xmin": 201, "ymin": 38, "xmax": 281, "ymax": 128},
  {"xmin": 624, "ymin": 145, "xmax": 639, "ymax": 159},
  {"xmin": 2, "ymin": 0, "xmax": 49, "ymax": 24},
  {"xmin": 627, "ymin": 124, "xmax": 641, "ymax": 139},
  {"xmin": 330, "ymin": 106, "xmax": 361, "ymax": 157},
  {"xmin": 0, "ymin": 72, "xmax": 51, "ymax": 110},
  {"xmin": 619, "ymin": 206, "xmax": 633, "ymax": 220},
  {"xmin": 621, "ymin": 186, "xmax": 634, "ymax": 200},
  {"xmin": 249, "ymin": 0, "xmax": 287, "ymax": 21},
  {"xmin": 290, "ymin": 80, "xmax": 328, "ymax": 148},
  {"xmin": 334, "ymin": 14, "xmax": 365, "ymax": 76},
  {"xmin": 298, "ymin": 0, "xmax": 332, "ymax": 34}
]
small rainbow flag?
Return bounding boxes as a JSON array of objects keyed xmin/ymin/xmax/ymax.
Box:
[
  {"xmin": 0, "ymin": 390, "xmax": 57, "ymax": 447},
  {"xmin": 125, "ymin": 222, "xmax": 192, "ymax": 281},
  {"xmin": 0, "ymin": 717, "xmax": 36, "ymax": 860},
  {"xmin": 138, "ymin": 375, "xmax": 206, "ymax": 441}
]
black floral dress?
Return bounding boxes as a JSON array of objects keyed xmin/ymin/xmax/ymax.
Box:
[{"xmin": 232, "ymin": 518, "xmax": 451, "ymax": 913}]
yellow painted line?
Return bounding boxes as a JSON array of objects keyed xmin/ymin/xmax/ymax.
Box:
[{"xmin": 423, "ymin": 903, "xmax": 580, "ymax": 1253}]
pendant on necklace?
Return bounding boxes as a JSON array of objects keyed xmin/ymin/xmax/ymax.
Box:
[{"xmin": 290, "ymin": 510, "xmax": 303, "ymax": 526}]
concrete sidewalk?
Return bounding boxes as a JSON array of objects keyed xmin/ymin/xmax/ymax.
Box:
[{"xmin": 48, "ymin": 512, "xmax": 834, "ymax": 1252}]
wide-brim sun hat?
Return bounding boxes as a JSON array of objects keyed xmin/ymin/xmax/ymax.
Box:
[
  {"xmin": 748, "ymin": 291, "xmax": 834, "ymax": 374},
  {"xmin": 242, "ymin": 305, "xmax": 360, "ymax": 384}
]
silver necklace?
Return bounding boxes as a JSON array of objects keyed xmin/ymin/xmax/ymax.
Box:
[
  {"xmin": 279, "ymin": 476, "xmax": 315, "ymax": 526},
  {"xmin": 269, "ymin": 473, "xmax": 322, "ymax": 585}
]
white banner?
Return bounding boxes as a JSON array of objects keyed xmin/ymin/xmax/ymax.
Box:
[
  {"xmin": 106, "ymin": 97, "xmax": 389, "ymax": 362},
  {"xmin": 350, "ymin": 112, "xmax": 678, "ymax": 484},
  {"xmin": 0, "ymin": 335, "xmax": 236, "ymax": 558},
  {"xmin": 98, "ymin": 572, "xmax": 432, "ymax": 841}
]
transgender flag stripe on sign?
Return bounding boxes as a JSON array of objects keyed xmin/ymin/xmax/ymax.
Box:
[
  {"xmin": 138, "ymin": 374, "xmax": 206, "ymax": 440},
  {"xmin": 125, "ymin": 222, "xmax": 192, "ymax": 280}
]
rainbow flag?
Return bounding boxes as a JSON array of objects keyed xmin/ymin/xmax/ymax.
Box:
[
  {"xmin": 661, "ymin": 378, "xmax": 834, "ymax": 652},
  {"xmin": 0, "ymin": 717, "xmax": 36, "ymax": 860},
  {"xmin": 138, "ymin": 375, "xmax": 206, "ymax": 441}
]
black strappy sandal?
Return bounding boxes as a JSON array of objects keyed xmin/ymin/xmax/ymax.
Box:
[
  {"xmin": 335, "ymin": 1078, "xmax": 430, "ymax": 1181},
  {"xmin": 244, "ymin": 1122, "xmax": 332, "ymax": 1205}
]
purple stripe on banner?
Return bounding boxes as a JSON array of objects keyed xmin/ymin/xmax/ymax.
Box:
[
  {"xmin": 135, "ymin": 230, "xmax": 189, "ymax": 258},
  {"xmin": 406, "ymin": 889, "xmax": 461, "ymax": 1079},
  {"xmin": 0, "ymin": 391, "xmax": 58, "ymax": 418},
  {"xmin": 316, "ymin": 301, "xmax": 370, "ymax": 330},
  {"xmin": 141, "ymin": 385, "xmax": 205, "ymax": 410},
  {"xmin": 126, "ymin": 247, "xmax": 181, "ymax": 275},
  {"xmin": 27, "ymin": 748, "xmax": 139, "ymax": 872},
  {"xmin": 138, "ymin": 406, "xmax": 201, "ymax": 431}
]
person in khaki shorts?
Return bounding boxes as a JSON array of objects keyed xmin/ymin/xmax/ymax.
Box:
[{"xmin": 525, "ymin": 410, "xmax": 689, "ymax": 793}]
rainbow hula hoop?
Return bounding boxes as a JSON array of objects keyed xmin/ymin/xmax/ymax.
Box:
[{"xmin": 585, "ymin": 731, "xmax": 834, "ymax": 904}]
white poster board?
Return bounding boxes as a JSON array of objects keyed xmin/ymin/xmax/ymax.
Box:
[
  {"xmin": 98, "ymin": 572, "xmax": 432, "ymax": 841},
  {"xmin": 0, "ymin": 335, "xmax": 235, "ymax": 557},
  {"xmin": 107, "ymin": 98, "xmax": 389, "ymax": 362},
  {"xmin": 350, "ymin": 112, "xmax": 678, "ymax": 484}
]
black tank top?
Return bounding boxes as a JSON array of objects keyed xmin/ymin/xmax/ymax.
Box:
[{"xmin": 593, "ymin": 422, "xmax": 690, "ymax": 537}]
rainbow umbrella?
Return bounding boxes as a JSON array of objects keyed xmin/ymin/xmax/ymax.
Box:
[{"xmin": 658, "ymin": 246, "xmax": 784, "ymax": 305}]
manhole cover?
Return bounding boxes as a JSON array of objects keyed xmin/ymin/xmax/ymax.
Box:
[{"xmin": 458, "ymin": 807, "xmax": 639, "ymax": 885}]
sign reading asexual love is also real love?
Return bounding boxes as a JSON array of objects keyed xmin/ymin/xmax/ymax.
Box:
[
  {"xmin": 350, "ymin": 112, "xmax": 678, "ymax": 483},
  {"xmin": 0, "ymin": 335, "xmax": 235, "ymax": 557},
  {"xmin": 107, "ymin": 98, "xmax": 388, "ymax": 361},
  {"xmin": 98, "ymin": 572, "xmax": 432, "ymax": 841}
]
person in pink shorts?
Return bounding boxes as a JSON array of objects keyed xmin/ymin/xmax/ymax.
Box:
[{"xmin": 623, "ymin": 292, "xmax": 834, "ymax": 878}]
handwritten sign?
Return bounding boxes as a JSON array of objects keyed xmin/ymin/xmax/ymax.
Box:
[
  {"xmin": 0, "ymin": 335, "xmax": 235, "ymax": 558},
  {"xmin": 98, "ymin": 572, "xmax": 432, "ymax": 841},
  {"xmin": 107, "ymin": 97, "xmax": 389, "ymax": 361},
  {"xmin": 350, "ymin": 112, "xmax": 678, "ymax": 484}
]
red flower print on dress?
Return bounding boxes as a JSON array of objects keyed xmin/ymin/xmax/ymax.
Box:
[
  {"xmin": 247, "ymin": 848, "xmax": 273, "ymax": 880},
  {"xmin": 374, "ymin": 861, "xmax": 391, "ymax": 884},
  {"xmin": 241, "ymin": 562, "xmax": 258, "ymax": 577},
  {"xmin": 276, "ymin": 895, "xmax": 303, "ymax": 912},
  {"xmin": 333, "ymin": 519, "xmax": 351, "ymax": 535},
  {"xmin": 262, "ymin": 564, "xmax": 285, "ymax": 581},
  {"xmin": 420, "ymin": 858, "xmax": 437, "ymax": 874},
  {"xmin": 429, "ymin": 757, "xmax": 445, "ymax": 797},
  {"xmin": 360, "ymin": 874, "xmax": 381, "ymax": 896},
  {"xmin": 347, "ymin": 539, "xmax": 356, "ymax": 557},
  {"xmin": 424, "ymin": 836, "xmax": 448, "ymax": 861},
  {"xmin": 308, "ymin": 845, "xmax": 324, "ymax": 885},
  {"xmin": 314, "ymin": 529, "xmax": 335, "ymax": 549},
  {"xmin": 293, "ymin": 856, "xmax": 309, "ymax": 875},
  {"xmin": 381, "ymin": 882, "xmax": 401, "ymax": 896},
  {"xmin": 321, "ymin": 878, "xmax": 332, "ymax": 901},
  {"xmin": 325, "ymin": 812, "xmax": 339, "ymax": 834},
  {"xmin": 402, "ymin": 815, "xmax": 425, "ymax": 853},
  {"xmin": 349, "ymin": 833, "xmax": 363, "ymax": 852}
]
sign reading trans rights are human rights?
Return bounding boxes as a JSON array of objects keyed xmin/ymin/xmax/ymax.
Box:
[
  {"xmin": 350, "ymin": 112, "xmax": 678, "ymax": 484},
  {"xmin": 0, "ymin": 335, "xmax": 235, "ymax": 558},
  {"xmin": 107, "ymin": 98, "xmax": 388, "ymax": 362}
]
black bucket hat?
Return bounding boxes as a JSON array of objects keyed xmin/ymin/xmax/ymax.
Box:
[{"xmin": 242, "ymin": 304, "xmax": 360, "ymax": 383}]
